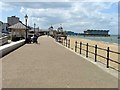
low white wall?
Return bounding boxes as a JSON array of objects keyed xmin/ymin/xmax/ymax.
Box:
[
  {"xmin": 0, "ymin": 40, "xmax": 25, "ymax": 58},
  {"xmin": 0, "ymin": 36, "xmax": 8, "ymax": 46}
]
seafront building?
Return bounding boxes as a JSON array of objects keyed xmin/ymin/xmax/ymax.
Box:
[
  {"xmin": 0, "ymin": 21, "xmax": 9, "ymax": 36},
  {"xmin": 7, "ymin": 16, "xmax": 20, "ymax": 26},
  {"xmin": 2, "ymin": 23, "xmax": 9, "ymax": 33},
  {"xmin": 0, "ymin": 21, "xmax": 3, "ymax": 38},
  {"xmin": 48, "ymin": 25, "xmax": 54, "ymax": 36},
  {"xmin": 57, "ymin": 25, "xmax": 63, "ymax": 32},
  {"xmin": 0, "ymin": 21, "xmax": 3, "ymax": 32},
  {"xmin": 1, "ymin": 16, "xmax": 20, "ymax": 36},
  {"xmin": 8, "ymin": 21, "xmax": 27, "ymax": 41}
]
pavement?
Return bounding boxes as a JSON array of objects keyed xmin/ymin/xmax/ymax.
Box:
[{"xmin": 1, "ymin": 36, "xmax": 118, "ymax": 88}]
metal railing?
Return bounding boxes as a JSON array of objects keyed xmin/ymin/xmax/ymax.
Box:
[
  {"xmin": 61, "ymin": 38, "xmax": 70, "ymax": 48},
  {"xmin": 75, "ymin": 41, "xmax": 120, "ymax": 69},
  {"xmin": 58, "ymin": 38, "xmax": 120, "ymax": 70}
]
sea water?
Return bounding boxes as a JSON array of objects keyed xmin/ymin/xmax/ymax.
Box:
[{"xmin": 69, "ymin": 35, "xmax": 119, "ymax": 45}]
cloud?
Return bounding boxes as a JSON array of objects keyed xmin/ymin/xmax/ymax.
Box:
[
  {"xmin": 7, "ymin": 2, "xmax": 72, "ymax": 9},
  {"xmin": 20, "ymin": 2, "xmax": 118, "ymax": 34},
  {"xmin": 0, "ymin": 2, "xmax": 15, "ymax": 12},
  {"xmin": 1, "ymin": 2, "xmax": 118, "ymax": 34}
]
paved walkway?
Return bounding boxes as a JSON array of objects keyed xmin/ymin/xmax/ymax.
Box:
[{"xmin": 2, "ymin": 36, "xmax": 118, "ymax": 88}]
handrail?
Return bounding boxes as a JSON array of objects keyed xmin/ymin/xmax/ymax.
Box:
[
  {"xmin": 76, "ymin": 42, "xmax": 120, "ymax": 69},
  {"xmin": 97, "ymin": 47, "xmax": 107, "ymax": 51},
  {"xmin": 57, "ymin": 38, "xmax": 120, "ymax": 70}
]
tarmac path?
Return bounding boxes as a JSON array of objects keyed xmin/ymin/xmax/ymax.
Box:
[{"xmin": 2, "ymin": 36, "xmax": 118, "ymax": 88}]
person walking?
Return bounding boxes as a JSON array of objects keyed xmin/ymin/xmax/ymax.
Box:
[
  {"xmin": 33, "ymin": 34, "xmax": 38, "ymax": 44},
  {"xmin": 28, "ymin": 36, "xmax": 32, "ymax": 43}
]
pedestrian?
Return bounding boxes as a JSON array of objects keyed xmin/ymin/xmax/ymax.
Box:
[
  {"xmin": 28, "ymin": 36, "xmax": 31, "ymax": 43},
  {"xmin": 33, "ymin": 35, "xmax": 38, "ymax": 44}
]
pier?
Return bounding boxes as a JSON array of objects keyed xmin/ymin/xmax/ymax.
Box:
[{"xmin": 2, "ymin": 36, "xmax": 118, "ymax": 88}]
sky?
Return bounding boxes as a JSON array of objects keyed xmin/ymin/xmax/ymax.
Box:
[{"xmin": 0, "ymin": 1, "xmax": 119, "ymax": 35}]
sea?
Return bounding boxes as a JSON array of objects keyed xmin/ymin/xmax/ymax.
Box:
[{"xmin": 68, "ymin": 35, "xmax": 120, "ymax": 45}]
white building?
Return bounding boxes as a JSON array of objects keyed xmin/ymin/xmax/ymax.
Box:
[
  {"xmin": 0, "ymin": 21, "xmax": 9, "ymax": 33},
  {"xmin": 8, "ymin": 21, "xmax": 27, "ymax": 39},
  {"xmin": 0, "ymin": 21, "xmax": 3, "ymax": 32},
  {"xmin": 48, "ymin": 25, "xmax": 54, "ymax": 35},
  {"xmin": 57, "ymin": 26, "xmax": 63, "ymax": 32},
  {"xmin": 2, "ymin": 23, "xmax": 9, "ymax": 33},
  {"xmin": 7, "ymin": 16, "xmax": 19, "ymax": 26}
]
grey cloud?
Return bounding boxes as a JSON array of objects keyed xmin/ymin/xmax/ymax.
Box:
[
  {"xmin": 6, "ymin": 2, "xmax": 117, "ymax": 34},
  {"xmin": 7, "ymin": 2, "xmax": 72, "ymax": 9}
]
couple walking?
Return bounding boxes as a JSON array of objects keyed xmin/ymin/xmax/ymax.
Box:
[{"xmin": 27, "ymin": 35, "xmax": 38, "ymax": 44}]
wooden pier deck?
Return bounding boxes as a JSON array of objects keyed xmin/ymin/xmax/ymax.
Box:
[{"xmin": 2, "ymin": 36, "xmax": 118, "ymax": 88}]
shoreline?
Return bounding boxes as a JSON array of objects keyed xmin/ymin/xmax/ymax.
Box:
[{"xmin": 68, "ymin": 36, "xmax": 119, "ymax": 46}]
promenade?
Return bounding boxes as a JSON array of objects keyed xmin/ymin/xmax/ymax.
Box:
[{"xmin": 2, "ymin": 36, "xmax": 118, "ymax": 88}]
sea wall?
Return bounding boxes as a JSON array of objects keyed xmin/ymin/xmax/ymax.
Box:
[
  {"xmin": 0, "ymin": 40, "xmax": 25, "ymax": 58},
  {"xmin": 0, "ymin": 36, "xmax": 8, "ymax": 46}
]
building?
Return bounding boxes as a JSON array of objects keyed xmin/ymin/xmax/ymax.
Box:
[
  {"xmin": 48, "ymin": 25, "xmax": 54, "ymax": 36},
  {"xmin": 57, "ymin": 26, "xmax": 63, "ymax": 32},
  {"xmin": 0, "ymin": 21, "xmax": 3, "ymax": 38},
  {"xmin": 0, "ymin": 21, "xmax": 9, "ymax": 33},
  {"xmin": 7, "ymin": 16, "xmax": 20, "ymax": 26},
  {"xmin": 48, "ymin": 25, "xmax": 67, "ymax": 40},
  {"xmin": 2, "ymin": 23, "xmax": 9, "ymax": 33},
  {"xmin": 8, "ymin": 21, "xmax": 27, "ymax": 41},
  {"xmin": 83, "ymin": 30, "xmax": 110, "ymax": 36},
  {"xmin": 0, "ymin": 21, "xmax": 3, "ymax": 33}
]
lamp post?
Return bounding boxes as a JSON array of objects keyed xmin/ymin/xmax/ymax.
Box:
[
  {"xmin": 38, "ymin": 27, "xmax": 39, "ymax": 36},
  {"xmin": 25, "ymin": 14, "xmax": 28, "ymax": 43},
  {"xmin": 34, "ymin": 23, "xmax": 36, "ymax": 35}
]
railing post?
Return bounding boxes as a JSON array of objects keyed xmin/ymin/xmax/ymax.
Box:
[
  {"xmin": 95, "ymin": 45, "xmax": 97, "ymax": 62},
  {"xmin": 75, "ymin": 41, "xmax": 77, "ymax": 52},
  {"xmin": 86, "ymin": 43, "xmax": 88, "ymax": 57},
  {"xmin": 66, "ymin": 39, "xmax": 67, "ymax": 47},
  {"xmin": 64, "ymin": 39, "xmax": 65, "ymax": 46},
  {"xmin": 68, "ymin": 39, "xmax": 70, "ymax": 48},
  {"xmin": 80, "ymin": 42, "xmax": 82, "ymax": 54},
  {"xmin": 107, "ymin": 47, "xmax": 110, "ymax": 68}
]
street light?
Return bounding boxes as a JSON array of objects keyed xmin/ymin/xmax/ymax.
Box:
[
  {"xmin": 34, "ymin": 23, "xmax": 36, "ymax": 35},
  {"xmin": 25, "ymin": 14, "xmax": 28, "ymax": 43}
]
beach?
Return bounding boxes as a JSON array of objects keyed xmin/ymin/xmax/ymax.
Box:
[{"xmin": 67, "ymin": 36, "xmax": 119, "ymax": 70}]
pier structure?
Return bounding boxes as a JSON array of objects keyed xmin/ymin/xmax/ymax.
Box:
[{"xmin": 80, "ymin": 30, "xmax": 110, "ymax": 37}]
